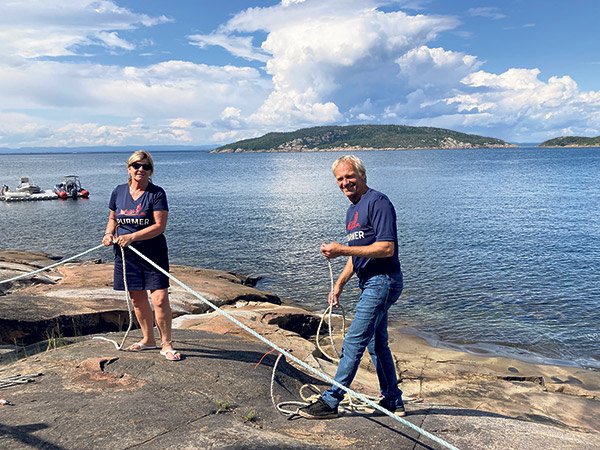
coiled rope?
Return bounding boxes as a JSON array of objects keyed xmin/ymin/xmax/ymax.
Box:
[
  {"xmin": 307, "ymin": 259, "xmax": 384, "ymax": 412},
  {"xmin": 0, "ymin": 245, "xmax": 459, "ymax": 450},
  {"xmin": 271, "ymin": 259, "xmax": 347, "ymax": 416},
  {"xmin": 269, "ymin": 352, "xmax": 394, "ymax": 417},
  {"xmin": 315, "ymin": 259, "xmax": 346, "ymax": 361},
  {"xmin": 315, "ymin": 303, "xmax": 345, "ymax": 361}
]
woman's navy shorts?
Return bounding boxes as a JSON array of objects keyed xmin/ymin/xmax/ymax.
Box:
[{"xmin": 113, "ymin": 247, "xmax": 170, "ymax": 291}]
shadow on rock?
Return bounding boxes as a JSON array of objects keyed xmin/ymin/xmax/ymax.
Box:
[{"xmin": 0, "ymin": 422, "xmax": 65, "ymax": 450}]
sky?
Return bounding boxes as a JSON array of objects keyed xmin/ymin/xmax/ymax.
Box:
[{"xmin": 1, "ymin": 0, "xmax": 599, "ymax": 148}]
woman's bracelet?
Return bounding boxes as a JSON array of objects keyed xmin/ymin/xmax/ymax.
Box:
[{"xmin": 103, "ymin": 232, "xmax": 113, "ymax": 236}]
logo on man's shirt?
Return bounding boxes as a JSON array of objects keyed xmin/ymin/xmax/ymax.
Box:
[
  {"xmin": 347, "ymin": 211, "xmax": 360, "ymax": 231},
  {"xmin": 345, "ymin": 230, "xmax": 365, "ymax": 242},
  {"xmin": 346, "ymin": 211, "xmax": 364, "ymax": 242}
]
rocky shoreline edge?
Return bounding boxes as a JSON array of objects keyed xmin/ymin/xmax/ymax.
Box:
[
  {"xmin": 0, "ymin": 249, "xmax": 598, "ymax": 449},
  {"xmin": 212, "ymin": 144, "xmax": 517, "ymax": 153}
]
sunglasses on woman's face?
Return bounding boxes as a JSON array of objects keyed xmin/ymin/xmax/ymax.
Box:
[{"xmin": 130, "ymin": 162, "xmax": 152, "ymax": 170}]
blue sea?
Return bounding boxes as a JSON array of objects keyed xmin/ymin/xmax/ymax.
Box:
[{"xmin": 1, "ymin": 148, "xmax": 599, "ymax": 368}]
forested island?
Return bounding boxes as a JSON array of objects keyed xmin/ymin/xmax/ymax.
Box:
[
  {"xmin": 539, "ymin": 136, "xmax": 600, "ymax": 147},
  {"xmin": 211, "ymin": 125, "xmax": 515, "ymax": 153}
]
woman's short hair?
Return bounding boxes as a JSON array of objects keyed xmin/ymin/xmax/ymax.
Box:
[
  {"xmin": 127, "ymin": 150, "xmax": 154, "ymax": 172},
  {"xmin": 331, "ymin": 155, "xmax": 366, "ymax": 180},
  {"xmin": 127, "ymin": 150, "xmax": 154, "ymax": 184}
]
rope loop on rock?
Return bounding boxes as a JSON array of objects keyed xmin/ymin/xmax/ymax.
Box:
[
  {"xmin": 315, "ymin": 259, "xmax": 346, "ymax": 362},
  {"xmin": 268, "ymin": 352, "xmax": 395, "ymax": 418}
]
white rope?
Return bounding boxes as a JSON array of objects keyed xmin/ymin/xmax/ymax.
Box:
[
  {"xmin": 269, "ymin": 353, "xmax": 310, "ymax": 415},
  {"xmin": 268, "ymin": 352, "xmax": 387, "ymax": 417},
  {"xmin": 315, "ymin": 259, "xmax": 345, "ymax": 361},
  {"xmin": 92, "ymin": 246, "xmax": 134, "ymax": 350},
  {"xmin": 126, "ymin": 245, "xmax": 460, "ymax": 450},
  {"xmin": 0, "ymin": 244, "xmax": 105, "ymax": 285},
  {"xmin": 315, "ymin": 303, "xmax": 345, "ymax": 361}
]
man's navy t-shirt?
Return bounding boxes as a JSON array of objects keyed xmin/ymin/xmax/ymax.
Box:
[
  {"xmin": 109, "ymin": 183, "xmax": 169, "ymax": 263},
  {"xmin": 345, "ymin": 188, "xmax": 401, "ymax": 280}
]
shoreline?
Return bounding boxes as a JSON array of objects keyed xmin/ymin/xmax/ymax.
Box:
[
  {"xmin": 3, "ymin": 149, "xmax": 598, "ymax": 378},
  {"xmin": 398, "ymin": 324, "xmax": 600, "ymax": 371},
  {"xmin": 211, "ymin": 144, "xmax": 518, "ymax": 153},
  {"xmin": 279, "ymin": 296, "xmax": 600, "ymax": 372},
  {"xmin": 2, "ymin": 329, "xmax": 598, "ymax": 450}
]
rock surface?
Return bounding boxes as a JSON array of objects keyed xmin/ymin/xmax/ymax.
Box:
[
  {"xmin": 1, "ymin": 250, "xmax": 599, "ymax": 449},
  {"xmin": 1, "ymin": 330, "xmax": 599, "ymax": 450},
  {"xmin": 0, "ymin": 250, "xmax": 279, "ymax": 346}
]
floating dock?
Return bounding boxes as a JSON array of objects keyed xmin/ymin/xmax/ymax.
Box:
[{"xmin": 0, "ymin": 190, "xmax": 59, "ymax": 202}]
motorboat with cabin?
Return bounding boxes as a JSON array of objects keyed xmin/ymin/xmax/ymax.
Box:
[{"xmin": 16, "ymin": 176, "xmax": 42, "ymax": 194}]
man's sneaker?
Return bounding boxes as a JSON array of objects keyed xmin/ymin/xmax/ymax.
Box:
[
  {"xmin": 298, "ymin": 398, "xmax": 339, "ymax": 419},
  {"xmin": 376, "ymin": 397, "xmax": 406, "ymax": 417}
]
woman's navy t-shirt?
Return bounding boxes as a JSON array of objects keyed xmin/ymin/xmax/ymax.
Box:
[
  {"xmin": 345, "ymin": 188, "xmax": 401, "ymax": 280},
  {"xmin": 109, "ymin": 183, "xmax": 169, "ymax": 264}
]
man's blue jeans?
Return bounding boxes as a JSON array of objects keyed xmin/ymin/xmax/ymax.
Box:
[{"xmin": 321, "ymin": 272, "xmax": 404, "ymax": 409}]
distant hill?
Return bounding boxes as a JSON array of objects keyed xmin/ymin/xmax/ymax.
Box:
[
  {"xmin": 212, "ymin": 125, "xmax": 514, "ymax": 153},
  {"xmin": 0, "ymin": 144, "xmax": 215, "ymax": 155},
  {"xmin": 539, "ymin": 136, "xmax": 600, "ymax": 147}
]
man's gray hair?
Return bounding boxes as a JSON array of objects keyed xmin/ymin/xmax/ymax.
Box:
[{"xmin": 331, "ymin": 155, "xmax": 366, "ymax": 180}]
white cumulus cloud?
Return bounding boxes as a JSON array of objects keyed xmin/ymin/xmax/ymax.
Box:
[
  {"xmin": 0, "ymin": 0, "xmax": 169, "ymax": 59},
  {"xmin": 410, "ymin": 68, "xmax": 600, "ymax": 142},
  {"xmin": 0, "ymin": 58, "xmax": 270, "ymax": 146},
  {"xmin": 208, "ymin": 0, "xmax": 459, "ymax": 128},
  {"xmin": 397, "ymin": 46, "xmax": 482, "ymax": 88}
]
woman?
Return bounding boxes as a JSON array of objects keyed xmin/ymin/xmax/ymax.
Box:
[{"xmin": 102, "ymin": 150, "xmax": 180, "ymax": 361}]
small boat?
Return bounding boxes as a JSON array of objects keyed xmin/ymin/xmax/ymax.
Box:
[
  {"xmin": 53, "ymin": 175, "xmax": 90, "ymax": 199},
  {"xmin": 16, "ymin": 176, "xmax": 42, "ymax": 194}
]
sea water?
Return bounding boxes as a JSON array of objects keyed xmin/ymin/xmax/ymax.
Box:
[{"xmin": 1, "ymin": 147, "xmax": 599, "ymax": 368}]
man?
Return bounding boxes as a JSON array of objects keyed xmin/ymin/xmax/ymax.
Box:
[{"xmin": 299, "ymin": 155, "xmax": 405, "ymax": 419}]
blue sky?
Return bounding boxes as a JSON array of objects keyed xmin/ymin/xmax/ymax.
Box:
[{"xmin": 1, "ymin": 0, "xmax": 599, "ymax": 147}]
